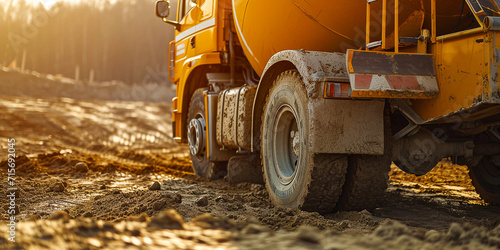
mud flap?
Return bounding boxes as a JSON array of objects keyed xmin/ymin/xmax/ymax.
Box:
[
  {"xmin": 308, "ymin": 98, "xmax": 385, "ymax": 155},
  {"xmin": 346, "ymin": 49, "xmax": 439, "ymax": 99}
]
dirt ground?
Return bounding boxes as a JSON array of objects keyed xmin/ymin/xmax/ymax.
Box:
[{"xmin": 1, "ymin": 69, "xmax": 500, "ymax": 249}]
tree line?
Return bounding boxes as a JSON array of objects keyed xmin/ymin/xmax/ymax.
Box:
[{"xmin": 0, "ymin": 0, "xmax": 175, "ymax": 84}]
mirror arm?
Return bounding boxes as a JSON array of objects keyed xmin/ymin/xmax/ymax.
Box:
[{"xmin": 163, "ymin": 18, "xmax": 181, "ymax": 30}]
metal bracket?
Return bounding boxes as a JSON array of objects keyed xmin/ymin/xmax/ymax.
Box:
[{"xmin": 391, "ymin": 99, "xmax": 424, "ymax": 140}]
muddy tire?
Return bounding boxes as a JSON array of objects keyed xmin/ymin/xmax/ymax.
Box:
[
  {"xmin": 337, "ymin": 155, "xmax": 391, "ymax": 211},
  {"xmin": 187, "ymin": 88, "xmax": 226, "ymax": 180},
  {"xmin": 261, "ymin": 70, "xmax": 348, "ymax": 213},
  {"xmin": 469, "ymin": 156, "xmax": 500, "ymax": 205}
]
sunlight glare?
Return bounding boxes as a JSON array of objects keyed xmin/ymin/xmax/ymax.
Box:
[{"xmin": 1, "ymin": 0, "xmax": 82, "ymax": 9}]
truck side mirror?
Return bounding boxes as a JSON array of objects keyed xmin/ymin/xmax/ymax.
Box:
[
  {"xmin": 156, "ymin": 1, "xmax": 170, "ymax": 18},
  {"xmin": 155, "ymin": 0, "xmax": 180, "ymax": 30}
]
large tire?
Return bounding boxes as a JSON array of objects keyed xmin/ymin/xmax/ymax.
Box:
[
  {"xmin": 338, "ymin": 155, "xmax": 391, "ymax": 211},
  {"xmin": 187, "ymin": 88, "xmax": 226, "ymax": 180},
  {"xmin": 261, "ymin": 70, "xmax": 348, "ymax": 213},
  {"xmin": 469, "ymin": 156, "xmax": 500, "ymax": 205}
]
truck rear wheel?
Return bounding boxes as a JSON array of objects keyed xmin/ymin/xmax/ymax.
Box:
[
  {"xmin": 337, "ymin": 155, "xmax": 391, "ymax": 211},
  {"xmin": 261, "ymin": 70, "xmax": 348, "ymax": 213},
  {"xmin": 187, "ymin": 88, "xmax": 226, "ymax": 179},
  {"xmin": 469, "ymin": 156, "xmax": 500, "ymax": 205}
]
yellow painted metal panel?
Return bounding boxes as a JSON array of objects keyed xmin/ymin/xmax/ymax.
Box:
[
  {"xmin": 195, "ymin": 26, "xmax": 218, "ymax": 56},
  {"xmin": 412, "ymin": 31, "xmax": 490, "ymax": 121}
]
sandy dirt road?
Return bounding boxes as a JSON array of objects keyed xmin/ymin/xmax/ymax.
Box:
[{"xmin": 1, "ymin": 70, "xmax": 500, "ymax": 249}]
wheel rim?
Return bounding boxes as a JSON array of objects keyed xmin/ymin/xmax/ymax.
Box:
[
  {"xmin": 188, "ymin": 115, "xmax": 205, "ymax": 160},
  {"xmin": 272, "ymin": 104, "xmax": 300, "ymax": 185}
]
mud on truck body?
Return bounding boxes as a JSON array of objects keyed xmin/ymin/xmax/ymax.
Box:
[{"xmin": 155, "ymin": 0, "xmax": 500, "ymax": 212}]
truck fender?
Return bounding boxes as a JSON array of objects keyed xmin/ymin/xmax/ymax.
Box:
[
  {"xmin": 251, "ymin": 50, "xmax": 385, "ymax": 155},
  {"xmin": 175, "ymin": 53, "xmax": 221, "ymax": 142}
]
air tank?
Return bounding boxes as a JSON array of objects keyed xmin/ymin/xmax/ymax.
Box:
[{"xmin": 232, "ymin": 0, "xmax": 474, "ymax": 76}]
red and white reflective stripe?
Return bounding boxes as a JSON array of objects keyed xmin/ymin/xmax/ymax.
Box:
[
  {"xmin": 324, "ymin": 82, "xmax": 352, "ymax": 98},
  {"xmin": 349, "ymin": 74, "xmax": 439, "ymax": 93}
]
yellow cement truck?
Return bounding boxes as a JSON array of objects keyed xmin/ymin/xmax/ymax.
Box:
[{"xmin": 156, "ymin": 0, "xmax": 500, "ymax": 212}]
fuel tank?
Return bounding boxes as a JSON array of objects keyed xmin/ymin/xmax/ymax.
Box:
[{"xmin": 232, "ymin": 0, "xmax": 474, "ymax": 76}]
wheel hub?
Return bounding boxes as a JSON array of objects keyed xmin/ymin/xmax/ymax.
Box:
[
  {"xmin": 188, "ymin": 117, "xmax": 204, "ymax": 156},
  {"xmin": 273, "ymin": 104, "xmax": 300, "ymax": 185}
]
